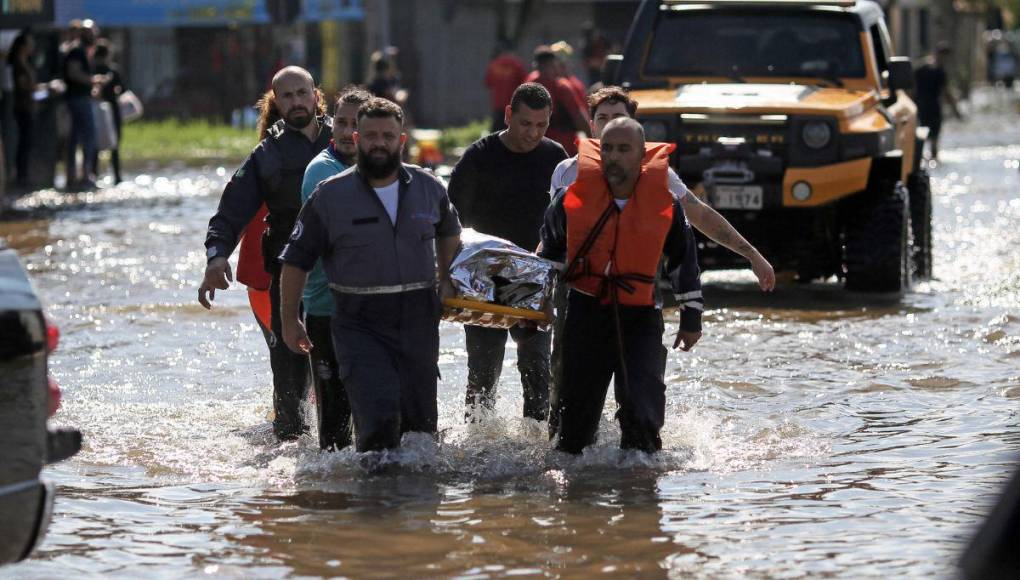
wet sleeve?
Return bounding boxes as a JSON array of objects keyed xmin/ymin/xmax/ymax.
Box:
[
  {"xmin": 446, "ymin": 146, "xmax": 479, "ymax": 226},
  {"xmin": 663, "ymin": 196, "xmax": 703, "ymax": 332},
  {"xmin": 204, "ymin": 150, "xmax": 264, "ymax": 261},
  {"xmin": 668, "ymin": 167, "xmax": 691, "ymax": 200},
  {"xmin": 278, "ymin": 190, "xmax": 328, "ymax": 272},
  {"xmin": 435, "ymin": 179, "xmax": 463, "ymax": 238},
  {"xmin": 538, "ymin": 190, "xmax": 568, "ymax": 265}
]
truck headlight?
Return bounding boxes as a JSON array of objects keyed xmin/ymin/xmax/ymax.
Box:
[
  {"xmin": 641, "ymin": 120, "xmax": 669, "ymax": 142},
  {"xmin": 801, "ymin": 121, "xmax": 832, "ymax": 149}
]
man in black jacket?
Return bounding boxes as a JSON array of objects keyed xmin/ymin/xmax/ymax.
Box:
[
  {"xmin": 447, "ymin": 83, "xmax": 567, "ymax": 422},
  {"xmin": 198, "ymin": 66, "xmax": 331, "ymax": 441}
]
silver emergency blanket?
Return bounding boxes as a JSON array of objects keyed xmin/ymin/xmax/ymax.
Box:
[{"xmin": 449, "ymin": 229, "xmax": 556, "ymax": 312}]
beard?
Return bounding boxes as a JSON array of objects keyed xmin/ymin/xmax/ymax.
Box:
[
  {"xmin": 357, "ymin": 145, "xmax": 402, "ymax": 179},
  {"xmin": 285, "ymin": 107, "xmax": 313, "ymax": 129}
]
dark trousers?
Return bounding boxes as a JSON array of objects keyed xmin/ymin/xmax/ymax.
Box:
[
  {"xmin": 306, "ymin": 314, "xmax": 353, "ymax": 451},
  {"xmin": 65, "ymin": 96, "xmax": 96, "ymax": 184},
  {"xmin": 464, "ymin": 324, "xmax": 550, "ymax": 421},
  {"xmin": 331, "ymin": 289, "xmax": 440, "ymax": 452},
  {"xmin": 555, "ymin": 291, "xmax": 667, "ymax": 455},
  {"xmin": 13, "ymin": 109, "xmax": 33, "ymax": 184},
  {"xmin": 267, "ymin": 272, "xmax": 311, "ymax": 439}
]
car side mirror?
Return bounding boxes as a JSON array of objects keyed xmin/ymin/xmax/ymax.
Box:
[
  {"xmin": 602, "ymin": 54, "xmax": 623, "ymax": 85},
  {"xmin": 888, "ymin": 57, "xmax": 914, "ymax": 92}
]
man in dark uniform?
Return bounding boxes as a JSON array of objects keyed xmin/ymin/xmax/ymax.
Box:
[
  {"xmin": 278, "ymin": 98, "xmax": 462, "ymax": 452},
  {"xmin": 539, "ymin": 118, "xmax": 704, "ymax": 454},
  {"xmin": 447, "ymin": 83, "xmax": 567, "ymax": 422},
  {"xmin": 198, "ymin": 66, "xmax": 332, "ymax": 441}
]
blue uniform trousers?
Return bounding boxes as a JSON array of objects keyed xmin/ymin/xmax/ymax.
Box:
[{"xmin": 331, "ymin": 288, "xmax": 441, "ymax": 452}]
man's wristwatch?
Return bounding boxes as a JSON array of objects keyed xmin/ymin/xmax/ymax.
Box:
[{"xmin": 206, "ymin": 247, "xmax": 219, "ymax": 261}]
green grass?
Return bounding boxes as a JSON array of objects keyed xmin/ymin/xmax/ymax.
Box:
[
  {"xmin": 119, "ymin": 118, "xmax": 490, "ymax": 167},
  {"xmin": 121, "ymin": 120, "xmax": 257, "ymax": 166},
  {"xmin": 438, "ymin": 119, "xmax": 489, "ymax": 157}
]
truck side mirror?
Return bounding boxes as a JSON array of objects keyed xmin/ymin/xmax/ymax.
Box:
[
  {"xmin": 888, "ymin": 57, "xmax": 914, "ymax": 92},
  {"xmin": 601, "ymin": 54, "xmax": 623, "ymax": 85}
]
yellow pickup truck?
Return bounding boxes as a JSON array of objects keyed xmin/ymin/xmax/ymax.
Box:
[{"xmin": 606, "ymin": 0, "xmax": 932, "ymax": 291}]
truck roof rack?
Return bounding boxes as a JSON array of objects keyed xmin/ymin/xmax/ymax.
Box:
[{"xmin": 662, "ymin": 0, "xmax": 858, "ymax": 8}]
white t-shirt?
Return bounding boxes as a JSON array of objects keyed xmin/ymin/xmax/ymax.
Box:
[
  {"xmin": 548, "ymin": 156, "xmax": 691, "ymax": 199},
  {"xmin": 373, "ymin": 181, "xmax": 400, "ymax": 225},
  {"xmin": 614, "ymin": 198, "xmax": 629, "ymax": 209}
]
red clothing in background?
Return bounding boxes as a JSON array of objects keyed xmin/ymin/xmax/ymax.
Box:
[
  {"xmin": 485, "ymin": 53, "xmax": 528, "ymax": 112},
  {"xmin": 527, "ymin": 72, "xmax": 589, "ymax": 155}
]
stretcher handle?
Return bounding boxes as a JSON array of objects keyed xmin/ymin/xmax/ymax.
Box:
[{"xmin": 442, "ymin": 297, "xmax": 551, "ymax": 322}]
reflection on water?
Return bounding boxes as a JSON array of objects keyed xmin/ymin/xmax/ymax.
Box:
[{"xmin": 3, "ymin": 111, "xmax": 1020, "ymax": 578}]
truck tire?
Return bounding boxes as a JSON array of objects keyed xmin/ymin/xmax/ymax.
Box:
[
  {"xmin": 908, "ymin": 169, "xmax": 933, "ymax": 279},
  {"xmin": 844, "ymin": 181, "xmax": 911, "ymax": 293}
]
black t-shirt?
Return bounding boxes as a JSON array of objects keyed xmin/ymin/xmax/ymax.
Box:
[
  {"xmin": 448, "ymin": 133, "xmax": 567, "ymax": 251},
  {"xmin": 62, "ymin": 46, "xmax": 91, "ymax": 99}
]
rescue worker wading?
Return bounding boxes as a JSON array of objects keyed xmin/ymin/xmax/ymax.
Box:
[
  {"xmin": 279, "ymin": 98, "xmax": 462, "ymax": 452},
  {"xmin": 545, "ymin": 86, "xmax": 774, "ymax": 439},
  {"xmin": 298, "ymin": 86, "xmax": 373, "ymax": 451},
  {"xmin": 199, "ymin": 66, "xmax": 332, "ymax": 441},
  {"xmin": 539, "ymin": 118, "xmax": 704, "ymax": 454},
  {"xmin": 447, "ymin": 82, "xmax": 567, "ymax": 422}
]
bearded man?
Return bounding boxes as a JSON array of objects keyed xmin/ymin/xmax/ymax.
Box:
[
  {"xmin": 199, "ymin": 66, "xmax": 331, "ymax": 441},
  {"xmin": 277, "ymin": 98, "xmax": 462, "ymax": 452}
]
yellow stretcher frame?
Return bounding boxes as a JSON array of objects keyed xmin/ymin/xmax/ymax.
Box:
[{"xmin": 442, "ymin": 297, "xmax": 551, "ymax": 328}]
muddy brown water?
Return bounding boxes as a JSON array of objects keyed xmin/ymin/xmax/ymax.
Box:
[{"xmin": 2, "ymin": 110, "xmax": 1019, "ymax": 578}]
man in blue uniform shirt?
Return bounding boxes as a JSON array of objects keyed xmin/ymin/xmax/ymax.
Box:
[{"xmin": 279, "ymin": 98, "xmax": 462, "ymax": 452}]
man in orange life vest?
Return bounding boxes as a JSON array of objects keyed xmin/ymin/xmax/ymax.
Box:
[{"xmin": 538, "ymin": 117, "xmax": 704, "ymax": 454}]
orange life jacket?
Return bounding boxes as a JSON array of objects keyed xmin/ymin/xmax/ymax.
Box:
[
  {"xmin": 236, "ymin": 204, "xmax": 271, "ymax": 291},
  {"xmin": 564, "ymin": 139, "xmax": 675, "ymax": 307}
]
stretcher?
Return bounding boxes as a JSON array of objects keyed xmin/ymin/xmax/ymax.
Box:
[{"xmin": 442, "ymin": 297, "xmax": 551, "ymax": 329}]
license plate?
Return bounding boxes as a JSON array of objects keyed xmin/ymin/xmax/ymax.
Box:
[{"xmin": 712, "ymin": 185, "xmax": 763, "ymax": 210}]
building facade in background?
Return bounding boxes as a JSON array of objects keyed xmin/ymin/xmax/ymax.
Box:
[{"xmin": 0, "ymin": 0, "xmax": 1013, "ymax": 128}]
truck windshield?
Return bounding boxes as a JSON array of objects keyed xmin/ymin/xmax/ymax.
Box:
[{"xmin": 643, "ymin": 10, "xmax": 866, "ymax": 80}]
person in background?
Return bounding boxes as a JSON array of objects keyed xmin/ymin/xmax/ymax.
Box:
[
  {"xmin": 549, "ymin": 41, "xmax": 587, "ymax": 102},
  {"xmin": 61, "ymin": 19, "xmax": 100, "ymax": 190},
  {"xmin": 368, "ymin": 49, "xmax": 407, "ymax": 109},
  {"xmin": 7, "ymin": 29, "xmax": 39, "ymax": 189},
  {"xmin": 199, "ymin": 66, "xmax": 332, "ymax": 442},
  {"xmin": 914, "ymin": 42, "xmax": 963, "ymax": 162},
  {"xmin": 279, "ymin": 98, "xmax": 462, "ymax": 452},
  {"xmin": 484, "ymin": 41, "xmax": 527, "ymax": 132},
  {"xmin": 447, "ymin": 83, "xmax": 567, "ymax": 422},
  {"xmin": 526, "ymin": 45, "xmax": 589, "ymax": 155},
  {"xmin": 298, "ymin": 85, "xmax": 372, "ymax": 451},
  {"xmin": 91, "ymin": 39, "xmax": 123, "ymax": 185}
]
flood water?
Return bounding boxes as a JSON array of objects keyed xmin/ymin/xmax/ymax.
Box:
[{"xmin": 4, "ymin": 106, "xmax": 1020, "ymax": 578}]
